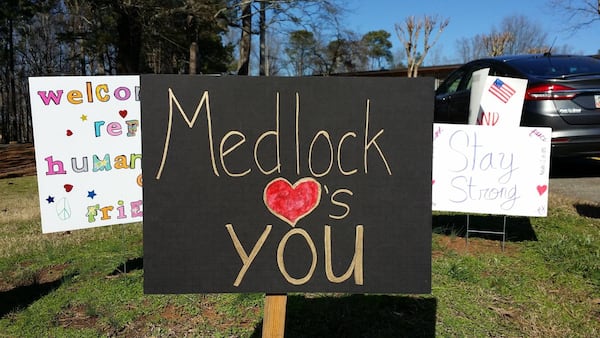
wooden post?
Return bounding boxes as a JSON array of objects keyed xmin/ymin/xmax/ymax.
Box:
[{"xmin": 262, "ymin": 293, "xmax": 287, "ymax": 338}]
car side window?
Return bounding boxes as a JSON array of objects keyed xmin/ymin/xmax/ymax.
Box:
[
  {"xmin": 459, "ymin": 63, "xmax": 514, "ymax": 92},
  {"xmin": 464, "ymin": 72, "xmax": 474, "ymax": 90},
  {"xmin": 462, "ymin": 64, "xmax": 492, "ymax": 91},
  {"xmin": 437, "ymin": 69, "xmax": 466, "ymax": 95},
  {"xmin": 489, "ymin": 65, "xmax": 514, "ymax": 77}
]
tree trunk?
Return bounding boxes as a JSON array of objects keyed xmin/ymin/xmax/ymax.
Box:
[
  {"xmin": 115, "ymin": 4, "xmax": 142, "ymax": 74},
  {"xmin": 189, "ymin": 42, "xmax": 198, "ymax": 74},
  {"xmin": 259, "ymin": 1, "xmax": 267, "ymax": 76},
  {"xmin": 7, "ymin": 17, "xmax": 17, "ymax": 142},
  {"xmin": 237, "ymin": 0, "xmax": 252, "ymax": 75}
]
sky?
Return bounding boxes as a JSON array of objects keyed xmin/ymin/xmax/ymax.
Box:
[{"xmin": 344, "ymin": 0, "xmax": 600, "ymax": 65}]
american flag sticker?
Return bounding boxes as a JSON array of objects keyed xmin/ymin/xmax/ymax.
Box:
[{"xmin": 488, "ymin": 78, "xmax": 516, "ymax": 103}]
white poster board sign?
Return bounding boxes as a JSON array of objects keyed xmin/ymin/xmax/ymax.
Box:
[
  {"xmin": 28, "ymin": 76, "xmax": 142, "ymax": 233},
  {"xmin": 468, "ymin": 74, "xmax": 528, "ymax": 127},
  {"xmin": 432, "ymin": 123, "xmax": 551, "ymax": 217},
  {"xmin": 468, "ymin": 68, "xmax": 489, "ymax": 124}
]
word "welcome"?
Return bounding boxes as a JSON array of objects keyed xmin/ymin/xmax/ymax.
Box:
[{"xmin": 36, "ymin": 81, "xmax": 140, "ymax": 105}]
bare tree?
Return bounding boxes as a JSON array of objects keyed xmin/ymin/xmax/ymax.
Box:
[
  {"xmin": 482, "ymin": 30, "xmax": 514, "ymax": 56},
  {"xmin": 258, "ymin": 0, "xmax": 267, "ymax": 75},
  {"xmin": 237, "ymin": 0, "xmax": 252, "ymax": 74},
  {"xmin": 285, "ymin": 30, "xmax": 319, "ymax": 75},
  {"xmin": 394, "ymin": 15, "xmax": 449, "ymax": 77},
  {"xmin": 218, "ymin": 0, "xmax": 347, "ymax": 75},
  {"xmin": 456, "ymin": 15, "xmax": 561, "ymax": 62},
  {"xmin": 501, "ymin": 15, "xmax": 548, "ymax": 55},
  {"xmin": 550, "ymin": 0, "xmax": 600, "ymax": 29},
  {"xmin": 456, "ymin": 35, "xmax": 487, "ymax": 62},
  {"xmin": 264, "ymin": 33, "xmax": 283, "ymax": 75},
  {"xmin": 258, "ymin": 0, "xmax": 346, "ymax": 75},
  {"xmin": 325, "ymin": 34, "xmax": 368, "ymax": 74},
  {"xmin": 550, "ymin": 0, "xmax": 600, "ymax": 53}
]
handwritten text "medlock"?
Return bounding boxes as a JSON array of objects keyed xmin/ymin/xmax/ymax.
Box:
[{"xmin": 155, "ymin": 89, "xmax": 393, "ymax": 179}]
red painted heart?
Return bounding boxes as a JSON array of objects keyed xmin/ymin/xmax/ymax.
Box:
[
  {"xmin": 64, "ymin": 184, "xmax": 73, "ymax": 192},
  {"xmin": 536, "ymin": 184, "xmax": 547, "ymax": 196},
  {"xmin": 66, "ymin": 129, "xmax": 73, "ymax": 136},
  {"xmin": 264, "ymin": 177, "xmax": 321, "ymax": 227},
  {"xmin": 119, "ymin": 110, "xmax": 127, "ymax": 118}
]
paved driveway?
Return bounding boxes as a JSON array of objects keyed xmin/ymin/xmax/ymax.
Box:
[{"xmin": 550, "ymin": 157, "xmax": 600, "ymax": 204}]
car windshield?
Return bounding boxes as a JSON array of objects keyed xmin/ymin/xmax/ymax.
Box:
[{"xmin": 507, "ymin": 56, "xmax": 600, "ymax": 78}]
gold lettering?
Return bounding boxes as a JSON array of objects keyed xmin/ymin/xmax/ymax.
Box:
[
  {"xmin": 156, "ymin": 89, "xmax": 216, "ymax": 179},
  {"xmin": 220, "ymin": 131, "xmax": 251, "ymax": 177},
  {"xmin": 329, "ymin": 189, "xmax": 353, "ymax": 220},
  {"xmin": 309, "ymin": 130, "xmax": 333, "ymax": 178},
  {"xmin": 86, "ymin": 81, "xmax": 93, "ymax": 102},
  {"xmin": 96, "ymin": 84, "xmax": 109, "ymax": 102},
  {"xmin": 338, "ymin": 132, "xmax": 358, "ymax": 175},
  {"xmin": 364, "ymin": 99, "xmax": 392, "ymax": 175},
  {"xmin": 226, "ymin": 224, "xmax": 272, "ymax": 287},
  {"xmin": 254, "ymin": 92, "xmax": 281, "ymax": 175},
  {"xmin": 66, "ymin": 90, "xmax": 83, "ymax": 104},
  {"xmin": 100, "ymin": 206, "xmax": 114, "ymax": 220},
  {"xmin": 324, "ymin": 225, "xmax": 363, "ymax": 284},
  {"xmin": 277, "ymin": 228, "xmax": 317, "ymax": 285},
  {"xmin": 113, "ymin": 155, "xmax": 129, "ymax": 169}
]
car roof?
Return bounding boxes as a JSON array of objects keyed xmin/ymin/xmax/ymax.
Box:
[
  {"xmin": 463, "ymin": 54, "xmax": 600, "ymax": 78},
  {"xmin": 472, "ymin": 54, "xmax": 595, "ymax": 64}
]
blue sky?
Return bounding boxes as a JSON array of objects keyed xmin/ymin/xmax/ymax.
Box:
[{"xmin": 344, "ymin": 0, "xmax": 599, "ymax": 65}]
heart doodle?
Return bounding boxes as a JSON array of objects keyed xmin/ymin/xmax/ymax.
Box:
[
  {"xmin": 64, "ymin": 184, "xmax": 73, "ymax": 192},
  {"xmin": 119, "ymin": 109, "xmax": 128, "ymax": 118},
  {"xmin": 536, "ymin": 184, "xmax": 547, "ymax": 196},
  {"xmin": 264, "ymin": 177, "xmax": 321, "ymax": 227},
  {"xmin": 66, "ymin": 129, "xmax": 73, "ymax": 136}
]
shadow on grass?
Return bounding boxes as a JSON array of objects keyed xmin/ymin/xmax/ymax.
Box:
[
  {"xmin": 574, "ymin": 203, "xmax": 600, "ymax": 219},
  {"xmin": 108, "ymin": 257, "xmax": 144, "ymax": 276},
  {"xmin": 433, "ymin": 214, "xmax": 537, "ymax": 242},
  {"xmin": 0, "ymin": 273, "xmax": 76, "ymax": 318},
  {"xmin": 251, "ymin": 294, "xmax": 437, "ymax": 337}
]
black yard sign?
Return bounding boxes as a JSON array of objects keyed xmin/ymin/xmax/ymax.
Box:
[{"xmin": 141, "ymin": 75, "xmax": 433, "ymax": 294}]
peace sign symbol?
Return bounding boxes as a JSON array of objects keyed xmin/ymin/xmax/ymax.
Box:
[{"xmin": 56, "ymin": 197, "xmax": 72, "ymax": 221}]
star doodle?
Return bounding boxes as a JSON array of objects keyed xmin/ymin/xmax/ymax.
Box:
[
  {"xmin": 87, "ymin": 190, "xmax": 97, "ymax": 199},
  {"xmin": 80, "ymin": 114, "xmax": 88, "ymax": 121},
  {"xmin": 46, "ymin": 195, "xmax": 55, "ymax": 203}
]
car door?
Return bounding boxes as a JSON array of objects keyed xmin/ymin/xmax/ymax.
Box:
[
  {"xmin": 436, "ymin": 61, "xmax": 505, "ymax": 124},
  {"xmin": 436, "ymin": 62, "xmax": 489, "ymax": 123},
  {"xmin": 434, "ymin": 67, "xmax": 468, "ymax": 123}
]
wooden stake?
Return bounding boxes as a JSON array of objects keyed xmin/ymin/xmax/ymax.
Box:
[{"xmin": 262, "ymin": 293, "xmax": 287, "ymax": 338}]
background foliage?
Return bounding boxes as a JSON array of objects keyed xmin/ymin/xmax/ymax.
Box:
[{"xmin": 1, "ymin": 0, "xmax": 597, "ymax": 143}]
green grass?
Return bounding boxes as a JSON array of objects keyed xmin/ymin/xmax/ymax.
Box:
[{"xmin": 1, "ymin": 176, "xmax": 599, "ymax": 337}]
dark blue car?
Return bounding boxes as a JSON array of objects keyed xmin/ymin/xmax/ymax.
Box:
[{"xmin": 434, "ymin": 54, "xmax": 600, "ymax": 157}]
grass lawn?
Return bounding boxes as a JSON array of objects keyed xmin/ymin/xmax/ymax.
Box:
[{"xmin": 1, "ymin": 175, "xmax": 599, "ymax": 337}]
